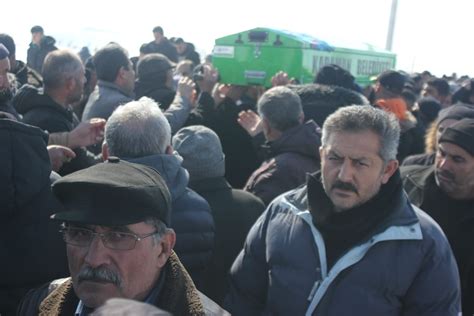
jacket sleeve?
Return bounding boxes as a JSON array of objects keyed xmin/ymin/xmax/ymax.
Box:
[
  {"xmin": 163, "ymin": 93, "xmax": 192, "ymax": 135},
  {"xmin": 225, "ymin": 209, "xmax": 271, "ymax": 315},
  {"xmin": 401, "ymin": 227, "xmax": 461, "ymax": 316}
]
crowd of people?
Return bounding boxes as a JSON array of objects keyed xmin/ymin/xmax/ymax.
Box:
[{"xmin": 0, "ymin": 24, "xmax": 473, "ymax": 315}]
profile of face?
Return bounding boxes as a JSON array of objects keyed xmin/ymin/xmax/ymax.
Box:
[
  {"xmin": 68, "ymin": 66, "xmax": 86, "ymax": 105},
  {"xmin": 67, "ymin": 222, "xmax": 170, "ymax": 308},
  {"xmin": 422, "ymin": 83, "xmax": 440, "ymax": 101},
  {"xmin": 320, "ymin": 130, "xmax": 397, "ymax": 212},
  {"xmin": 435, "ymin": 142, "xmax": 474, "ymax": 200},
  {"xmin": 0, "ymin": 58, "xmax": 12, "ymax": 103}
]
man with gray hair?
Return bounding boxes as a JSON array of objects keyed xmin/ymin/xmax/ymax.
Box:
[
  {"xmin": 243, "ymin": 86, "xmax": 321, "ymax": 205},
  {"xmin": 102, "ymin": 97, "xmax": 214, "ymax": 289},
  {"xmin": 226, "ymin": 105, "xmax": 461, "ymax": 315}
]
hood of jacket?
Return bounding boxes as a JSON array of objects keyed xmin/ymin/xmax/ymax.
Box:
[
  {"xmin": 265, "ymin": 120, "xmax": 321, "ymax": 159},
  {"xmin": 127, "ymin": 153, "xmax": 189, "ymax": 202},
  {"xmin": 40, "ymin": 35, "xmax": 56, "ymax": 49},
  {"xmin": 13, "ymin": 84, "xmax": 71, "ymax": 120},
  {"xmin": 0, "ymin": 119, "xmax": 52, "ymax": 218}
]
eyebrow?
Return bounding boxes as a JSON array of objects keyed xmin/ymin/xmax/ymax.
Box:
[{"xmin": 328, "ymin": 149, "xmax": 370, "ymax": 162}]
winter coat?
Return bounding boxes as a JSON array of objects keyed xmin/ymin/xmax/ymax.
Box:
[
  {"xmin": 135, "ymin": 79, "xmax": 176, "ymax": 110},
  {"xmin": 244, "ymin": 120, "xmax": 321, "ymax": 205},
  {"xmin": 0, "ymin": 119, "xmax": 68, "ymax": 316},
  {"xmin": 227, "ymin": 171, "xmax": 461, "ymax": 315},
  {"xmin": 189, "ymin": 177, "xmax": 265, "ymax": 304},
  {"xmin": 12, "ymin": 85, "xmax": 97, "ymax": 175},
  {"xmin": 18, "ymin": 252, "xmax": 228, "ymax": 316},
  {"xmin": 401, "ymin": 164, "xmax": 474, "ymax": 315},
  {"xmin": 178, "ymin": 43, "xmax": 201, "ymax": 66},
  {"xmin": 81, "ymin": 80, "xmax": 133, "ymax": 121},
  {"xmin": 26, "ymin": 36, "xmax": 57, "ymax": 73},
  {"xmin": 147, "ymin": 39, "xmax": 179, "ymax": 63},
  {"xmin": 128, "ymin": 154, "xmax": 214, "ymax": 288}
]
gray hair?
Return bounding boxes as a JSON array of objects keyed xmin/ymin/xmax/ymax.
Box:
[
  {"xmin": 258, "ymin": 86, "xmax": 303, "ymax": 132},
  {"xmin": 144, "ymin": 217, "xmax": 171, "ymax": 243},
  {"xmin": 42, "ymin": 49, "xmax": 83, "ymax": 90},
  {"xmin": 105, "ymin": 97, "xmax": 171, "ymax": 158},
  {"xmin": 321, "ymin": 105, "xmax": 400, "ymax": 162}
]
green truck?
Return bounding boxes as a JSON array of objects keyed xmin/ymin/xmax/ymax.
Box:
[{"xmin": 212, "ymin": 27, "xmax": 396, "ymax": 87}]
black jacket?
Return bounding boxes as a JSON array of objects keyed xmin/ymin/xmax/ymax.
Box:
[
  {"xmin": 189, "ymin": 177, "xmax": 264, "ymax": 304},
  {"xmin": 135, "ymin": 80, "xmax": 176, "ymax": 110},
  {"xmin": 147, "ymin": 38, "xmax": 178, "ymax": 62},
  {"xmin": 179, "ymin": 43, "xmax": 201, "ymax": 66},
  {"xmin": 401, "ymin": 165, "xmax": 474, "ymax": 315},
  {"xmin": 0, "ymin": 119, "xmax": 68, "ymax": 316},
  {"xmin": 27, "ymin": 36, "xmax": 57, "ymax": 73},
  {"xmin": 13, "ymin": 85, "xmax": 97, "ymax": 175}
]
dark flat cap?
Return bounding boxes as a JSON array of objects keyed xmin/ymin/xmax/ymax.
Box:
[
  {"xmin": 439, "ymin": 118, "xmax": 474, "ymax": 156},
  {"xmin": 51, "ymin": 158, "xmax": 171, "ymax": 226},
  {"xmin": 137, "ymin": 53, "xmax": 175, "ymax": 81},
  {"xmin": 378, "ymin": 70, "xmax": 406, "ymax": 95}
]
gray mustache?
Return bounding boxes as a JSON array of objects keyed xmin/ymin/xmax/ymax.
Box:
[{"xmin": 78, "ymin": 266, "xmax": 122, "ymax": 287}]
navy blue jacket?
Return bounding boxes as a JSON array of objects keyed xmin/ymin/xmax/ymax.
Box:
[
  {"xmin": 227, "ymin": 175, "xmax": 461, "ymax": 315},
  {"xmin": 129, "ymin": 154, "xmax": 214, "ymax": 288}
]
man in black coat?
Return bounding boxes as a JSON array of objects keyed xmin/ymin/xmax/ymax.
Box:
[
  {"xmin": 0, "ymin": 119, "xmax": 68, "ymax": 315},
  {"xmin": 173, "ymin": 125, "xmax": 265, "ymax": 304},
  {"xmin": 13, "ymin": 49, "xmax": 99, "ymax": 175},
  {"xmin": 401, "ymin": 119, "xmax": 474, "ymax": 315},
  {"xmin": 146, "ymin": 26, "xmax": 178, "ymax": 63},
  {"xmin": 26, "ymin": 25, "xmax": 57, "ymax": 73}
]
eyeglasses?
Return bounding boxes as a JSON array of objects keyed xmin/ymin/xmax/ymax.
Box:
[{"xmin": 60, "ymin": 227, "xmax": 159, "ymax": 251}]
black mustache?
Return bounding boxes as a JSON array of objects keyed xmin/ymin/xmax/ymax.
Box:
[
  {"xmin": 437, "ymin": 170, "xmax": 455, "ymax": 181},
  {"xmin": 78, "ymin": 266, "xmax": 122, "ymax": 287},
  {"xmin": 332, "ymin": 180, "xmax": 358, "ymax": 194}
]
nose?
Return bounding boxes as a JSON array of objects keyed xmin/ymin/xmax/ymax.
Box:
[
  {"xmin": 337, "ymin": 159, "xmax": 354, "ymax": 183},
  {"xmin": 84, "ymin": 235, "xmax": 111, "ymax": 268}
]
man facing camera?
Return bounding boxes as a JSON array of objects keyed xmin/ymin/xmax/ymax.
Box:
[{"xmin": 18, "ymin": 159, "xmax": 225, "ymax": 315}]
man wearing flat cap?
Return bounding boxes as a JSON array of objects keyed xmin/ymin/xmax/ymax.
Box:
[
  {"xmin": 18, "ymin": 159, "xmax": 227, "ymax": 315},
  {"xmin": 401, "ymin": 119, "xmax": 474, "ymax": 315}
]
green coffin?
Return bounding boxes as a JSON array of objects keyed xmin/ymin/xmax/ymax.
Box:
[{"xmin": 212, "ymin": 27, "xmax": 396, "ymax": 87}]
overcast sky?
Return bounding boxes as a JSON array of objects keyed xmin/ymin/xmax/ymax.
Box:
[{"xmin": 2, "ymin": 0, "xmax": 469, "ymax": 77}]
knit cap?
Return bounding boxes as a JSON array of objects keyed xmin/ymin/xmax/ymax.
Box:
[
  {"xmin": 172, "ymin": 125, "xmax": 225, "ymax": 181},
  {"xmin": 439, "ymin": 118, "xmax": 474, "ymax": 156}
]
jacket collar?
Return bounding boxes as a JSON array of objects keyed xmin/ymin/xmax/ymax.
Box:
[
  {"xmin": 39, "ymin": 252, "xmax": 205, "ymax": 315},
  {"xmin": 97, "ymin": 80, "xmax": 134, "ymax": 98}
]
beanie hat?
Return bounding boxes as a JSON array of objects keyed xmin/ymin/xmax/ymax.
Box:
[
  {"xmin": 172, "ymin": 125, "xmax": 225, "ymax": 181},
  {"xmin": 438, "ymin": 103, "xmax": 474, "ymax": 124},
  {"xmin": 137, "ymin": 53, "xmax": 175, "ymax": 81},
  {"xmin": 439, "ymin": 119, "xmax": 474, "ymax": 156},
  {"xmin": 417, "ymin": 97, "xmax": 441, "ymax": 123}
]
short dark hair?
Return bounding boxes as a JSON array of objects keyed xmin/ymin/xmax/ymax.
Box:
[
  {"xmin": 258, "ymin": 86, "xmax": 303, "ymax": 132},
  {"xmin": 174, "ymin": 38, "xmax": 184, "ymax": 45},
  {"xmin": 427, "ymin": 78, "xmax": 450, "ymax": 96},
  {"xmin": 0, "ymin": 34, "xmax": 16, "ymax": 56},
  {"xmin": 314, "ymin": 64, "xmax": 355, "ymax": 91},
  {"xmin": 139, "ymin": 43, "xmax": 153, "ymax": 55},
  {"xmin": 31, "ymin": 25, "xmax": 44, "ymax": 34},
  {"xmin": 42, "ymin": 50, "xmax": 83, "ymax": 90},
  {"xmin": 153, "ymin": 26, "xmax": 164, "ymax": 35},
  {"xmin": 288, "ymin": 83, "xmax": 369, "ymax": 127},
  {"xmin": 93, "ymin": 44, "xmax": 130, "ymax": 82}
]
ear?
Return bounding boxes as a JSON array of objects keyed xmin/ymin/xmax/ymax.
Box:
[
  {"xmin": 115, "ymin": 66, "xmax": 127, "ymax": 85},
  {"xmin": 65, "ymin": 77, "xmax": 76, "ymax": 92},
  {"xmin": 319, "ymin": 145, "xmax": 325, "ymax": 159},
  {"xmin": 381, "ymin": 159, "xmax": 399, "ymax": 184},
  {"xmin": 165, "ymin": 145, "xmax": 173, "ymax": 155},
  {"xmin": 101, "ymin": 142, "xmax": 109, "ymax": 161},
  {"xmin": 298, "ymin": 111, "xmax": 305, "ymax": 124},
  {"xmin": 156, "ymin": 230, "xmax": 176, "ymax": 268}
]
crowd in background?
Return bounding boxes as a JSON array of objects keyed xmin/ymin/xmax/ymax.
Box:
[{"xmin": 0, "ymin": 25, "xmax": 473, "ymax": 315}]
